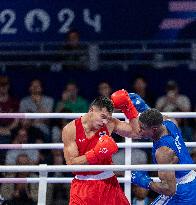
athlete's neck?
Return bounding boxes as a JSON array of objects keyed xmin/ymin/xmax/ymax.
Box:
[
  {"xmin": 81, "ymin": 114, "xmax": 94, "ymax": 132},
  {"xmin": 153, "ymin": 126, "xmax": 167, "ymax": 141}
]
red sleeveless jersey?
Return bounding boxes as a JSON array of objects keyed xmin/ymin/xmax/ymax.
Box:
[{"xmin": 74, "ymin": 117, "xmax": 113, "ymax": 176}]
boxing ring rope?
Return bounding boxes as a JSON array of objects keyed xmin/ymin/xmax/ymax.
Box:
[
  {"xmin": 0, "ymin": 112, "xmax": 196, "ymax": 119},
  {"xmin": 0, "ymin": 177, "xmax": 160, "ymax": 184},
  {"xmin": 0, "ymin": 112, "xmax": 196, "ymax": 204},
  {"xmin": 0, "ymin": 164, "xmax": 196, "ymax": 172},
  {"xmin": 1, "ymin": 142, "xmax": 196, "ymax": 149}
]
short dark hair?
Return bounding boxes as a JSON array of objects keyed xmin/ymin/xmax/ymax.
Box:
[
  {"xmin": 166, "ymin": 80, "xmax": 178, "ymax": 91},
  {"xmin": 90, "ymin": 97, "xmax": 114, "ymax": 113},
  {"xmin": 67, "ymin": 29, "xmax": 79, "ymax": 38},
  {"xmin": 139, "ymin": 108, "xmax": 163, "ymax": 127}
]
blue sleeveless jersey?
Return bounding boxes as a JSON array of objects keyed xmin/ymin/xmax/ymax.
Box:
[{"xmin": 152, "ymin": 120, "xmax": 193, "ymax": 178}]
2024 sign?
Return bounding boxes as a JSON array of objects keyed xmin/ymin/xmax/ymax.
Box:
[{"xmin": 0, "ymin": 8, "xmax": 101, "ymax": 34}]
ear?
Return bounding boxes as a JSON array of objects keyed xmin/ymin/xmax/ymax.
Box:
[
  {"xmin": 152, "ymin": 127, "xmax": 158, "ymax": 134},
  {"xmin": 89, "ymin": 107, "xmax": 93, "ymax": 112}
]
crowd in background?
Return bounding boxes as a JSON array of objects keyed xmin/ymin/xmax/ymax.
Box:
[{"xmin": 0, "ymin": 73, "xmax": 195, "ymax": 205}]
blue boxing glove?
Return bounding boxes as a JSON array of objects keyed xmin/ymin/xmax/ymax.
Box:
[
  {"xmin": 128, "ymin": 93, "xmax": 150, "ymax": 113},
  {"xmin": 131, "ymin": 171, "xmax": 153, "ymax": 189}
]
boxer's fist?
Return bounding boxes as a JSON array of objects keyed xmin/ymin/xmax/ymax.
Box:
[
  {"xmin": 111, "ymin": 89, "xmax": 138, "ymax": 119},
  {"xmin": 131, "ymin": 171, "xmax": 152, "ymax": 189},
  {"xmin": 128, "ymin": 93, "xmax": 150, "ymax": 113},
  {"xmin": 111, "ymin": 89, "xmax": 130, "ymax": 110},
  {"xmin": 85, "ymin": 135, "xmax": 118, "ymax": 165},
  {"xmin": 94, "ymin": 135, "xmax": 118, "ymax": 157}
]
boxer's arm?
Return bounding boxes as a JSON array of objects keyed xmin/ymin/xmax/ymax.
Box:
[
  {"xmin": 110, "ymin": 89, "xmax": 140, "ymax": 138},
  {"xmin": 149, "ymin": 146, "xmax": 177, "ymax": 196},
  {"xmin": 62, "ymin": 122, "xmax": 88, "ymax": 165},
  {"xmin": 110, "ymin": 117, "xmax": 140, "ymax": 139}
]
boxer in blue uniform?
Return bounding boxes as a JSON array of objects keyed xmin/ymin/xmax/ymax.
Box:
[{"xmin": 111, "ymin": 90, "xmax": 196, "ymax": 205}]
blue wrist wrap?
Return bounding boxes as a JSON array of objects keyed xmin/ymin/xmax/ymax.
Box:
[{"xmin": 128, "ymin": 93, "xmax": 150, "ymax": 112}]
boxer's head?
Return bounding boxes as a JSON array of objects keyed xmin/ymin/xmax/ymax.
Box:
[
  {"xmin": 89, "ymin": 97, "xmax": 113, "ymax": 129},
  {"xmin": 139, "ymin": 108, "xmax": 163, "ymax": 139}
]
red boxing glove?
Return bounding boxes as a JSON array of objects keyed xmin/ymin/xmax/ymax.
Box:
[
  {"xmin": 85, "ymin": 135, "xmax": 118, "ymax": 165},
  {"xmin": 111, "ymin": 89, "xmax": 138, "ymax": 119}
]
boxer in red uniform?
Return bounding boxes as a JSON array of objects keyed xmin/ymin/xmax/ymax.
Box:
[{"xmin": 62, "ymin": 94, "xmax": 139, "ymax": 205}]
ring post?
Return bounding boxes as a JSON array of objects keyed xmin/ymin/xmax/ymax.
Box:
[
  {"xmin": 124, "ymin": 116, "xmax": 132, "ymax": 203},
  {"xmin": 38, "ymin": 164, "xmax": 48, "ymax": 205}
]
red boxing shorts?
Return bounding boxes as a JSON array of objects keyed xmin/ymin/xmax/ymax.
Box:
[{"xmin": 69, "ymin": 171, "xmax": 130, "ymax": 205}]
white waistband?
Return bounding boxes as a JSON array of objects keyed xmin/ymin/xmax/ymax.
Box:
[
  {"xmin": 176, "ymin": 170, "xmax": 196, "ymax": 185},
  {"xmin": 75, "ymin": 171, "xmax": 115, "ymax": 180}
]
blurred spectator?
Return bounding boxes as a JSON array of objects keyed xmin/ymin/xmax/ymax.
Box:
[
  {"xmin": 51, "ymin": 29, "xmax": 88, "ymax": 71},
  {"xmin": 113, "ymin": 148, "xmax": 148, "ymax": 166},
  {"xmin": 5, "ymin": 128, "xmax": 39, "ymax": 165},
  {"xmin": 191, "ymin": 148, "xmax": 196, "ymax": 163},
  {"xmin": 51, "ymin": 150, "xmax": 65, "ymax": 176},
  {"xmin": 33, "ymin": 135, "xmax": 51, "ymax": 165},
  {"xmin": 52, "ymin": 108, "xmax": 72, "ymax": 143},
  {"xmin": 193, "ymin": 105, "xmax": 196, "ymax": 142},
  {"xmin": 155, "ymin": 80, "xmax": 191, "ymax": 112},
  {"xmin": 97, "ymin": 81, "xmax": 121, "ymax": 114},
  {"xmin": 65, "ymin": 29, "xmax": 81, "ymax": 50},
  {"xmin": 55, "ymin": 82, "xmax": 88, "ymax": 113},
  {"xmin": 156, "ymin": 80, "xmax": 193, "ymax": 143},
  {"xmin": 19, "ymin": 79, "xmax": 54, "ymax": 140},
  {"xmin": 64, "ymin": 29, "xmax": 88, "ymax": 69},
  {"xmin": 1, "ymin": 154, "xmax": 38, "ymax": 205},
  {"xmin": 97, "ymin": 81, "xmax": 121, "ymax": 129},
  {"xmin": 65, "ymin": 29, "xmax": 87, "ymax": 60},
  {"xmin": 49, "ymin": 150, "xmax": 69, "ymax": 205},
  {"xmin": 17, "ymin": 119, "xmax": 45, "ymax": 143},
  {"xmin": 97, "ymin": 81, "xmax": 112, "ymax": 98},
  {"xmin": 180, "ymin": 119, "xmax": 194, "ymax": 142},
  {"xmin": 132, "ymin": 185, "xmax": 150, "ymax": 205},
  {"xmin": 112, "ymin": 148, "xmax": 148, "ymax": 177},
  {"xmin": 0, "ymin": 194, "xmax": 8, "ymax": 205},
  {"xmin": 132, "ymin": 76, "xmax": 155, "ymax": 107},
  {"xmin": 0, "ymin": 76, "xmax": 19, "ymax": 143}
]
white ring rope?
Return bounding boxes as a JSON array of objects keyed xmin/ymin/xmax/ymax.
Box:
[
  {"xmin": 0, "ymin": 177, "xmax": 160, "ymax": 184},
  {"xmin": 0, "ymin": 112, "xmax": 195, "ymax": 119},
  {"xmin": 0, "ymin": 142, "xmax": 196, "ymax": 149},
  {"xmin": 0, "ymin": 164, "xmax": 196, "ymax": 172},
  {"xmin": 0, "ymin": 112, "xmax": 195, "ymax": 150}
]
